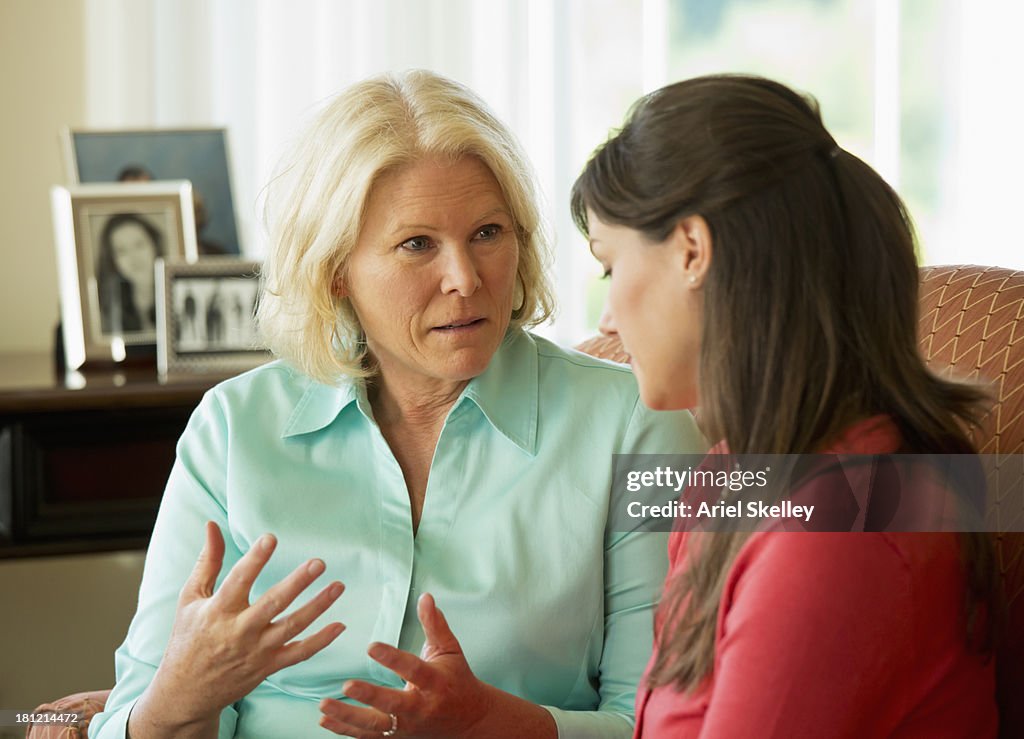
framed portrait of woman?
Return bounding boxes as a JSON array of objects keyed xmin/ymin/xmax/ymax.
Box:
[{"xmin": 51, "ymin": 181, "xmax": 199, "ymax": 370}]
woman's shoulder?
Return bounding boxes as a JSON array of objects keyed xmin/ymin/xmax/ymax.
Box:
[
  {"xmin": 199, "ymin": 359, "xmax": 352, "ymax": 435},
  {"xmin": 533, "ymin": 332, "xmax": 632, "ymax": 369},
  {"xmin": 525, "ymin": 332, "xmax": 643, "ymax": 414},
  {"xmin": 519, "ymin": 331, "xmax": 703, "ymax": 451},
  {"xmin": 208, "ymin": 359, "xmax": 313, "ymax": 404},
  {"xmin": 528, "ymin": 331, "xmax": 636, "ymax": 387}
]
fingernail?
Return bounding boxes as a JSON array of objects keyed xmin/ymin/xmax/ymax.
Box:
[
  {"xmin": 259, "ymin": 534, "xmax": 275, "ymax": 551},
  {"xmin": 368, "ymin": 643, "xmax": 387, "ymax": 660},
  {"xmin": 328, "ymin": 582, "xmax": 344, "ymax": 598},
  {"xmin": 307, "ymin": 558, "xmax": 325, "ymax": 575}
]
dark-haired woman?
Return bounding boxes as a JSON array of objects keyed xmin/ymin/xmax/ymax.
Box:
[
  {"xmin": 97, "ymin": 212, "xmax": 163, "ymax": 335},
  {"xmin": 572, "ymin": 74, "xmax": 998, "ymax": 737}
]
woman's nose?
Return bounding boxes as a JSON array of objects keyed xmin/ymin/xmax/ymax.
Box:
[
  {"xmin": 598, "ymin": 304, "xmax": 618, "ymax": 337},
  {"xmin": 439, "ymin": 244, "xmax": 482, "ymax": 296}
]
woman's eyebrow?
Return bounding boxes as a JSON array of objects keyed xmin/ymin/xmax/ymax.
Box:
[
  {"xmin": 389, "ymin": 207, "xmax": 512, "ymax": 236},
  {"xmin": 470, "ymin": 206, "xmax": 513, "ymax": 222}
]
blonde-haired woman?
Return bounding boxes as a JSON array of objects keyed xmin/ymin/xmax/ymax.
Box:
[{"xmin": 90, "ymin": 70, "xmax": 703, "ymax": 739}]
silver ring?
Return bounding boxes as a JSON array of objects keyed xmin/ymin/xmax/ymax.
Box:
[{"xmin": 382, "ymin": 713, "xmax": 398, "ymax": 737}]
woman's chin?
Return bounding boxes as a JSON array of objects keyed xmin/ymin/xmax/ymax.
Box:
[{"xmin": 433, "ymin": 350, "xmax": 497, "ymax": 383}]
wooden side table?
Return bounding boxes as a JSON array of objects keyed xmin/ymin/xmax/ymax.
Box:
[{"xmin": 0, "ymin": 353, "xmax": 219, "ymax": 558}]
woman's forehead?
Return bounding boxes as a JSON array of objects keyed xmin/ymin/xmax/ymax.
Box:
[
  {"xmin": 111, "ymin": 221, "xmax": 149, "ymax": 239},
  {"xmin": 365, "ymin": 156, "xmax": 511, "ymax": 232}
]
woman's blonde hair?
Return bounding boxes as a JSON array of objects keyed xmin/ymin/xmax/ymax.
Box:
[{"xmin": 258, "ymin": 69, "xmax": 555, "ymax": 384}]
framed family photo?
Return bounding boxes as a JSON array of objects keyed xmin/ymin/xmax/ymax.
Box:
[
  {"xmin": 62, "ymin": 127, "xmax": 242, "ymax": 255},
  {"xmin": 51, "ymin": 181, "xmax": 199, "ymax": 370},
  {"xmin": 155, "ymin": 258, "xmax": 271, "ymax": 378}
]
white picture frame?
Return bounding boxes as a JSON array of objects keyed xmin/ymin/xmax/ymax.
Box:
[{"xmin": 51, "ymin": 181, "xmax": 199, "ymax": 370}]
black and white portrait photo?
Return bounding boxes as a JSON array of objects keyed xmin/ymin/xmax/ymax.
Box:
[{"xmin": 91, "ymin": 210, "xmax": 169, "ymax": 337}]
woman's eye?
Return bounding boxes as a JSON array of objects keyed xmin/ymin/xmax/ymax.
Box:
[
  {"xmin": 399, "ymin": 236, "xmax": 431, "ymax": 252},
  {"xmin": 474, "ymin": 224, "xmax": 502, "ymax": 240}
]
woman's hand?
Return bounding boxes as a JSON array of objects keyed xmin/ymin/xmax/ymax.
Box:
[
  {"xmin": 319, "ymin": 593, "xmax": 556, "ymax": 739},
  {"xmin": 131, "ymin": 522, "xmax": 345, "ymax": 737}
]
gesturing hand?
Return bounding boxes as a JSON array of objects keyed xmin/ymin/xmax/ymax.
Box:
[
  {"xmin": 141, "ymin": 522, "xmax": 346, "ymax": 730},
  {"xmin": 319, "ymin": 593, "xmax": 491, "ymax": 739}
]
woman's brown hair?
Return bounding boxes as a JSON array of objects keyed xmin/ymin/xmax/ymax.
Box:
[{"xmin": 571, "ymin": 74, "xmax": 996, "ymax": 691}]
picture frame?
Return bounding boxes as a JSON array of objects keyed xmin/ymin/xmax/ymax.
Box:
[
  {"xmin": 155, "ymin": 258, "xmax": 271, "ymax": 379},
  {"xmin": 51, "ymin": 181, "xmax": 199, "ymax": 370},
  {"xmin": 62, "ymin": 126, "xmax": 242, "ymax": 256}
]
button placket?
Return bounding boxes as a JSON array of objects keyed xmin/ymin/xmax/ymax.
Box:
[{"xmin": 366, "ymin": 423, "xmax": 416, "ymax": 685}]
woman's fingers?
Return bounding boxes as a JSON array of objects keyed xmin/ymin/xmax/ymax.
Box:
[
  {"xmin": 367, "ymin": 642, "xmax": 439, "ymax": 691},
  {"xmin": 244, "ymin": 557, "xmax": 329, "ymax": 627},
  {"xmin": 319, "ymin": 698, "xmax": 397, "ymax": 737},
  {"xmin": 318, "ymin": 717, "xmax": 381, "ymax": 739},
  {"xmin": 418, "ymin": 593, "xmax": 460, "ymax": 653},
  {"xmin": 181, "ymin": 521, "xmax": 226, "ymax": 602},
  {"xmin": 341, "ymin": 679, "xmax": 415, "ymax": 715},
  {"xmin": 271, "ymin": 620, "xmax": 346, "ymax": 672},
  {"xmin": 260, "ymin": 579, "xmax": 346, "ymax": 644},
  {"xmin": 212, "ymin": 533, "xmax": 277, "ymax": 610}
]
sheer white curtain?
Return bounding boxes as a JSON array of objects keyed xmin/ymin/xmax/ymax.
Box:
[
  {"xmin": 81, "ymin": 0, "xmax": 1024, "ymax": 345},
  {"xmin": 83, "ymin": 0, "xmax": 593, "ymax": 339},
  {"xmin": 943, "ymin": 0, "xmax": 1024, "ymax": 267}
]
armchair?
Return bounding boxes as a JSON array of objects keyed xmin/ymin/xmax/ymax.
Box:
[{"xmin": 25, "ymin": 265, "xmax": 1024, "ymax": 738}]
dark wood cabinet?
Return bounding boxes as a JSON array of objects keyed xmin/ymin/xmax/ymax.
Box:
[{"xmin": 0, "ymin": 353, "xmax": 219, "ymax": 557}]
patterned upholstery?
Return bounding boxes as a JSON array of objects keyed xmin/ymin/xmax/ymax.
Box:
[
  {"xmin": 23, "ymin": 690, "xmax": 110, "ymax": 738},
  {"xmin": 25, "ymin": 266, "xmax": 1024, "ymax": 738},
  {"xmin": 917, "ymin": 266, "xmax": 1024, "ymax": 738}
]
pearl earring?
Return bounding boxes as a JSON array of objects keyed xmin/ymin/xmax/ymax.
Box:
[{"xmin": 688, "ymin": 275, "xmax": 697, "ymax": 284}]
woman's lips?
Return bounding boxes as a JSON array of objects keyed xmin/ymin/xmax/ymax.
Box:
[{"xmin": 432, "ymin": 317, "xmax": 485, "ymax": 333}]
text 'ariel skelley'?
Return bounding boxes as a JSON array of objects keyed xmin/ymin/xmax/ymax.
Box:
[{"xmin": 626, "ymin": 499, "xmax": 816, "ymax": 523}]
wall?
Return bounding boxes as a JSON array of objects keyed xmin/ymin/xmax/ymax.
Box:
[
  {"xmin": 0, "ymin": 0, "xmax": 86, "ymax": 353},
  {"xmin": 0, "ymin": 2, "xmax": 148, "ymax": 730},
  {"xmin": 0, "ymin": 552, "xmax": 145, "ymax": 737}
]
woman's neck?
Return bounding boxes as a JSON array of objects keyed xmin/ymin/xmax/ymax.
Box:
[
  {"xmin": 368, "ymin": 372, "xmax": 468, "ymax": 536},
  {"xmin": 368, "ymin": 372, "xmax": 467, "ymax": 433},
  {"xmin": 129, "ymin": 278, "xmax": 156, "ymax": 329},
  {"xmin": 132, "ymin": 281, "xmax": 154, "ymax": 307}
]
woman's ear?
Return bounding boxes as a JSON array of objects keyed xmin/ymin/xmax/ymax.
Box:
[
  {"xmin": 669, "ymin": 215, "xmax": 713, "ymax": 288},
  {"xmin": 332, "ymin": 271, "xmax": 348, "ymax": 299}
]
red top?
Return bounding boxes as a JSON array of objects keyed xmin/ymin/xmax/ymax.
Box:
[{"xmin": 634, "ymin": 416, "xmax": 997, "ymax": 738}]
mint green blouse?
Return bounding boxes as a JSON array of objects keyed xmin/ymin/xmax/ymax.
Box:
[{"xmin": 90, "ymin": 330, "xmax": 704, "ymax": 739}]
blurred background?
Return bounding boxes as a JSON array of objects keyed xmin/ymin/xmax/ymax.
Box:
[
  {"xmin": 2, "ymin": 0, "xmax": 1023, "ymax": 728},
  {"xmin": 3, "ymin": 0, "xmax": 1024, "ymax": 357}
]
